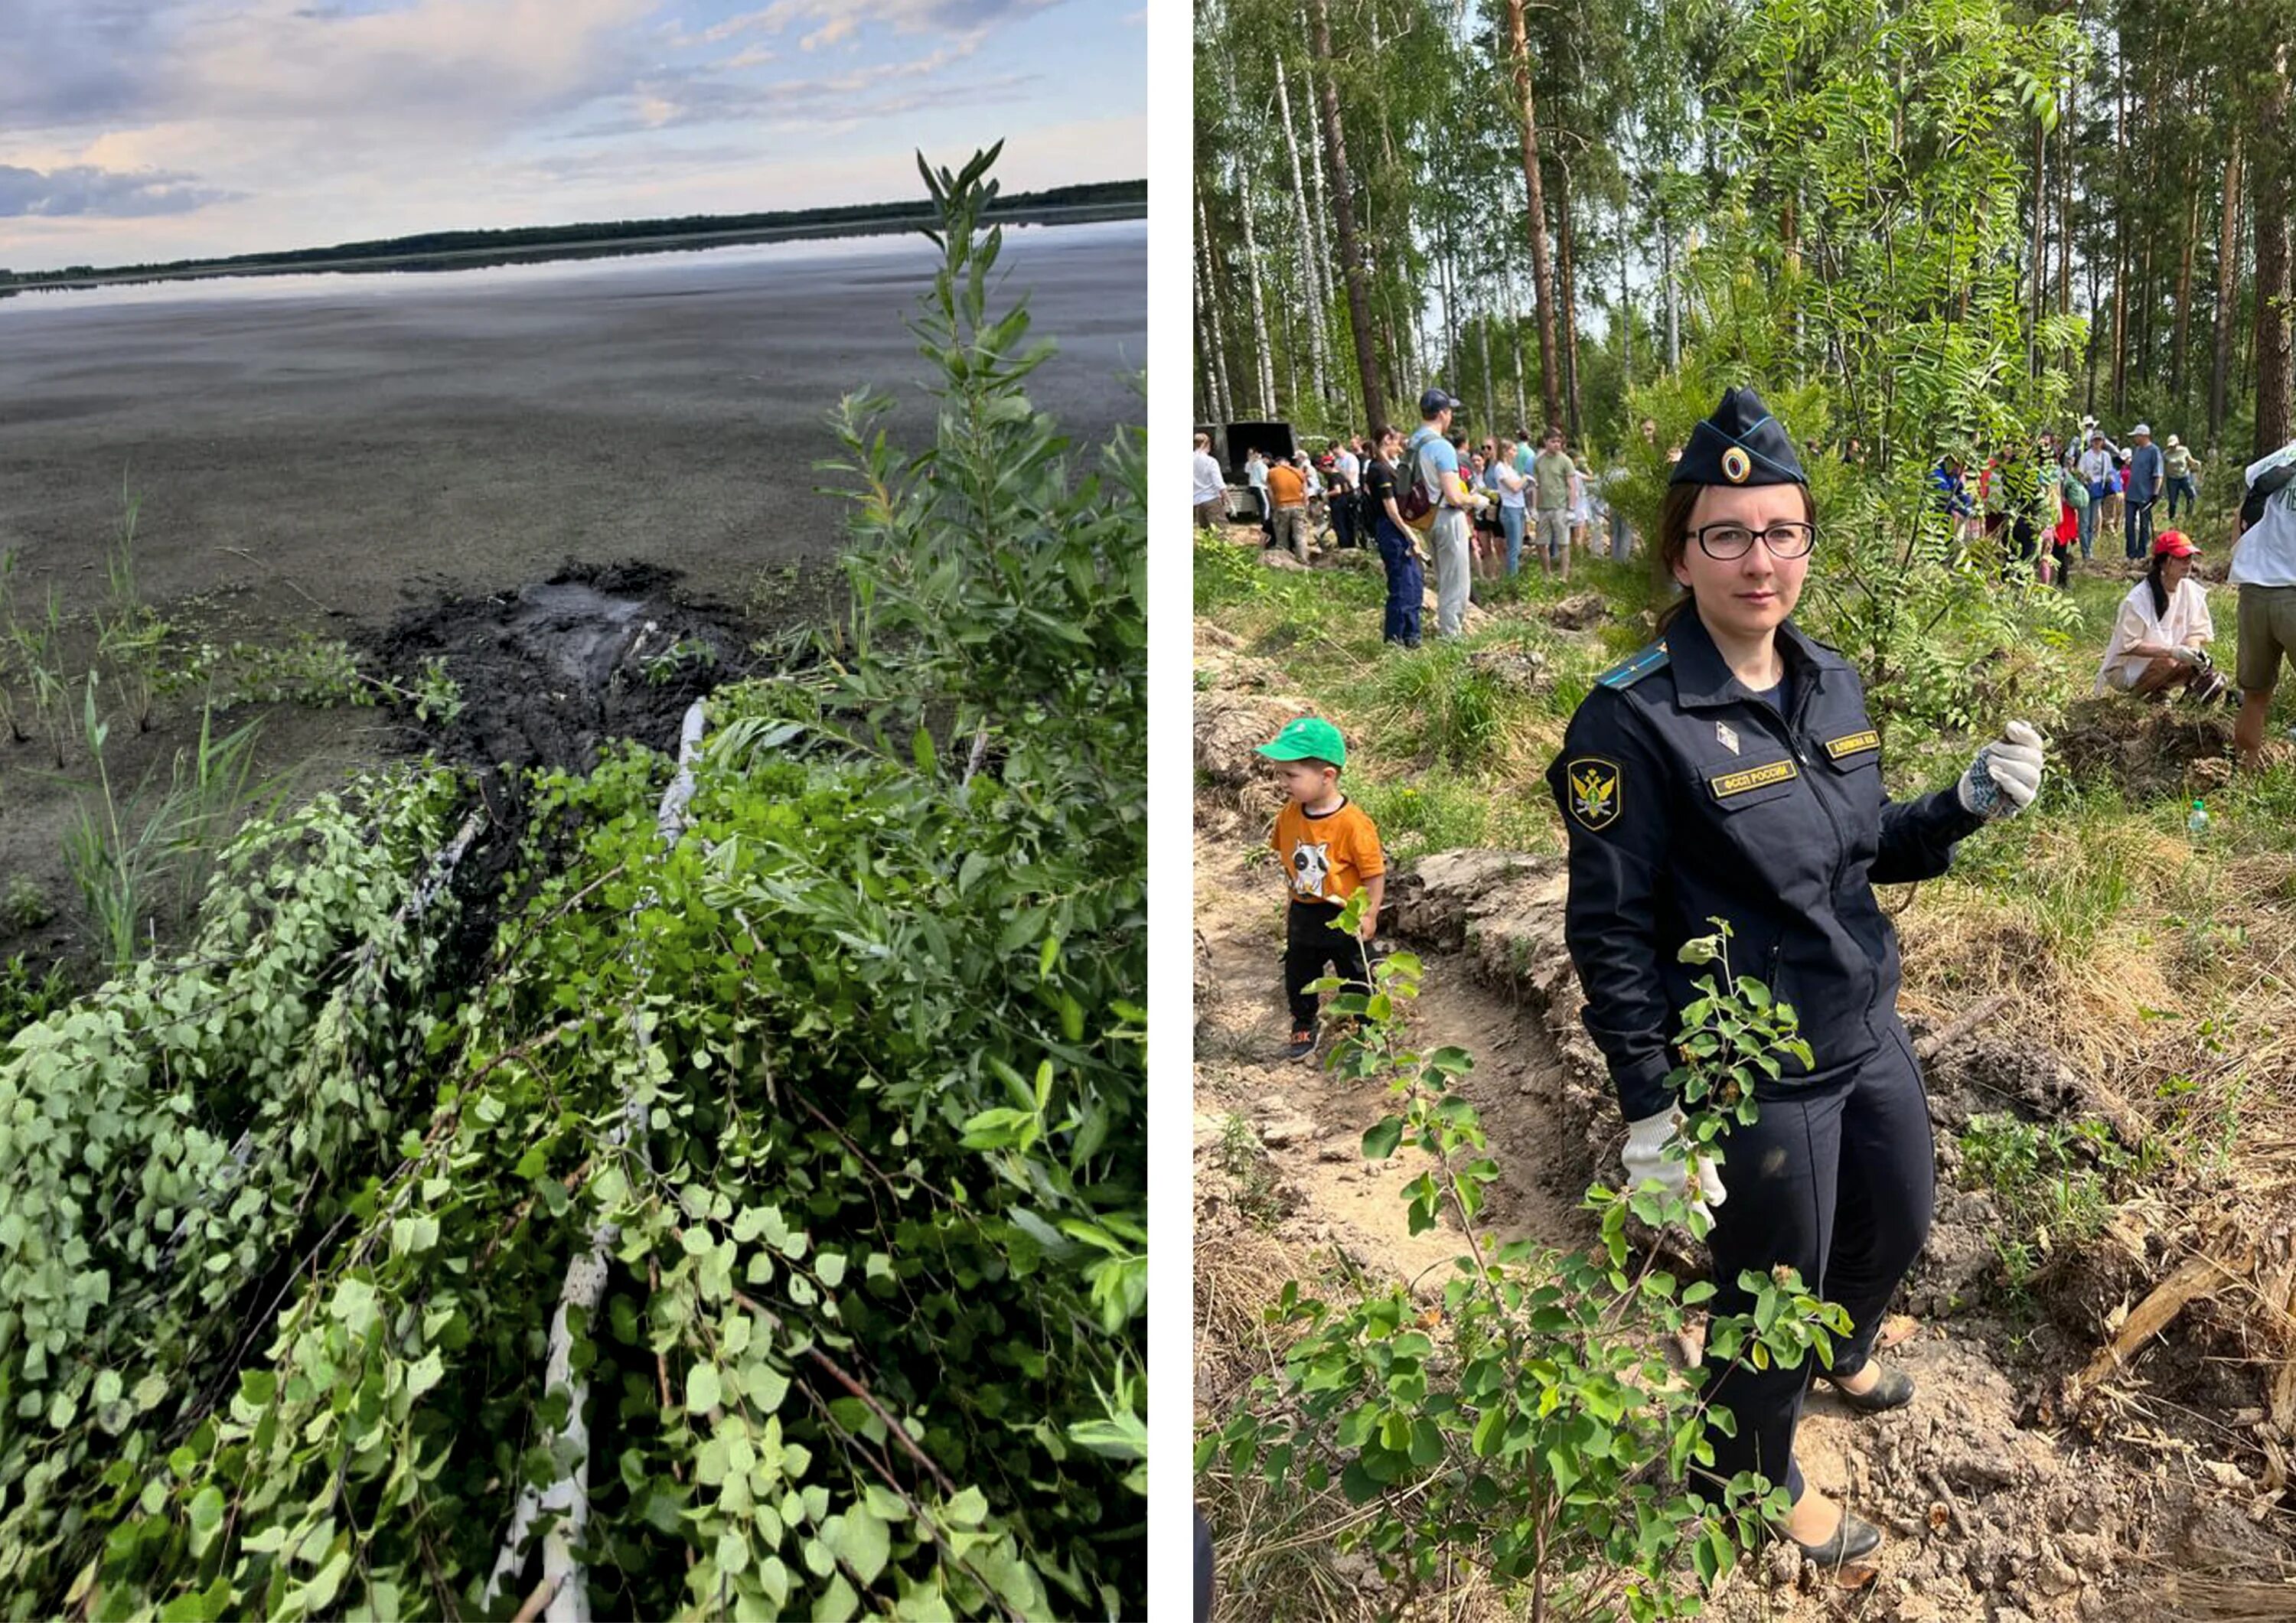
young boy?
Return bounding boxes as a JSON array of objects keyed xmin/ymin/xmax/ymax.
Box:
[{"xmin": 1257, "ymin": 717, "xmax": 1386, "ymax": 1061}]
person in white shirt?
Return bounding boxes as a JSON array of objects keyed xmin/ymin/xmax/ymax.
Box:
[
  {"xmin": 1489, "ymin": 436, "xmax": 1528, "ymax": 575},
  {"xmin": 2095, "ymin": 530, "xmax": 2225, "ymax": 703},
  {"xmin": 1330, "ymin": 442, "xmax": 1362, "ymax": 549},
  {"xmin": 2076, "ymin": 432, "xmax": 2116, "ymax": 560},
  {"xmin": 1244, "ymin": 450, "xmax": 1270, "ymax": 526},
  {"xmin": 2229, "ymin": 436, "xmax": 2296, "ymax": 769},
  {"xmin": 1192, "ymin": 434, "xmax": 1227, "ymax": 531}
]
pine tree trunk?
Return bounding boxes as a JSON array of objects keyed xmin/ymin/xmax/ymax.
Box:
[
  {"xmin": 1309, "ymin": 0, "xmax": 1386, "ymax": 431},
  {"xmin": 2110, "ymin": 64, "xmax": 2128, "ymax": 416},
  {"xmin": 1557, "ymin": 156, "xmax": 1584, "ymax": 440},
  {"xmin": 2255, "ymin": 41, "xmax": 2293, "ymax": 456},
  {"xmin": 1502, "ymin": 0, "xmax": 1564, "ymax": 430},
  {"xmin": 2210, "ymin": 135, "xmax": 2243, "ymax": 447},
  {"xmin": 2170, "ymin": 168, "xmax": 2197, "ymax": 408},
  {"xmin": 1272, "ymin": 59, "xmax": 1330, "ymax": 416}
]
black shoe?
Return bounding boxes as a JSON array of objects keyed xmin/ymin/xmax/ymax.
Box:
[
  {"xmin": 1283, "ymin": 1029, "xmax": 1316, "ymax": 1062},
  {"xmin": 1789, "ymin": 1507, "xmax": 1883, "ymax": 1567},
  {"xmin": 1819, "ymin": 1364, "xmax": 1916, "ymax": 1413}
]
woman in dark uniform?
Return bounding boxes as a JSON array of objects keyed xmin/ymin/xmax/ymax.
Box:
[{"xmin": 1543, "ymin": 387, "xmax": 2047, "ymax": 1563}]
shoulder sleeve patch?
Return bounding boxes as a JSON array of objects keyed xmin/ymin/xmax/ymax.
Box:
[
  {"xmin": 1564, "ymin": 756, "xmax": 1624, "ymax": 830},
  {"xmin": 1596, "ymin": 640, "xmax": 1671, "ymax": 690}
]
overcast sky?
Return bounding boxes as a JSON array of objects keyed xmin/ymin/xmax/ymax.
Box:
[{"xmin": 0, "ymin": 0, "xmax": 1144, "ymax": 272}]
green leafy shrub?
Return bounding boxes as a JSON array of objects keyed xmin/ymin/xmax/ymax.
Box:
[
  {"xmin": 0, "ymin": 144, "xmax": 1143, "ymax": 1621},
  {"xmin": 1958, "ymin": 1113, "xmax": 2136, "ymax": 1292},
  {"xmin": 1204, "ymin": 919, "xmax": 1846, "ymax": 1620}
]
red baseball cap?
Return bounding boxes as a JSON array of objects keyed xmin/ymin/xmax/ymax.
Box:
[{"xmin": 2153, "ymin": 530, "xmax": 2200, "ymax": 559}]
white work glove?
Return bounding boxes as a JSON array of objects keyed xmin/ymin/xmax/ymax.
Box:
[
  {"xmin": 2168, "ymin": 644, "xmax": 2205, "ymax": 668},
  {"xmin": 1957, "ymin": 720, "xmax": 2046, "ymax": 818},
  {"xmin": 1623, "ymin": 1110, "xmax": 1727, "ymax": 1224}
]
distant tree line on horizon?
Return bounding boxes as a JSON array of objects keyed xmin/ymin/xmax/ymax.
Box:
[{"xmin": 0, "ymin": 178, "xmax": 1146, "ymax": 285}]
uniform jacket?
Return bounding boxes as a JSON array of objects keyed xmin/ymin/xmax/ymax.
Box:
[{"xmin": 1543, "ymin": 608, "xmax": 1984, "ymax": 1122}]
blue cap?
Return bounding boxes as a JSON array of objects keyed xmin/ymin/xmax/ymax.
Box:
[{"xmin": 1419, "ymin": 387, "xmax": 1460, "ymax": 418}]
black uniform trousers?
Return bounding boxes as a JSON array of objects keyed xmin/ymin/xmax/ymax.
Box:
[
  {"xmin": 1697, "ymin": 1018, "xmax": 1934, "ymax": 1505},
  {"xmin": 1283, "ymin": 898, "xmax": 1375, "ymax": 1031}
]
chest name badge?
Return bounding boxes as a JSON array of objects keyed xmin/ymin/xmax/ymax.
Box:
[
  {"xmin": 1716, "ymin": 722, "xmax": 1740, "ymax": 754},
  {"xmin": 1711, "ymin": 759, "xmax": 1798, "ymax": 800},
  {"xmin": 1565, "ymin": 756, "xmax": 1623, "ymax": 831},
  {"xmin": 1824, "ymin": 729, "xmax": 1880, "ymax": 760}
]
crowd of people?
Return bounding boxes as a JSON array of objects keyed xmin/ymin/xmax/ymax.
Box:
[
  {"xmin": 1192, "ymin": 404, "xmax": 1635, "ymax": 646},
  {"xmin": 1193, "ymin": 404, "xmax": 2289, "ymax": 745},
  {"xmin": 1930, "ymin": 418, "xmax": 2212, "ymax": 593}
]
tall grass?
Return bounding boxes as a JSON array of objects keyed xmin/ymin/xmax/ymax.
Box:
[
  {"xmin": 64, "ymin": 672, "xmax": 268, "ymax": 972},
  {"xmin": 96, "ymin": 485, "xmax": 167, "ymax": 734}
]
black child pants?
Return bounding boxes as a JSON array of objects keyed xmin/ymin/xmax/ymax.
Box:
[
  {"xmin": 1283, "ymin": 899, "xmax": 1375, "ymax": 1031},
  {"xmin": 1696, "ymin": 1020, "xmax": 1935, "ymax": 1505}
]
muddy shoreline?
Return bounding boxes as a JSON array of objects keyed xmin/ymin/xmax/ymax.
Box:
[{"xmin": 0, "ymin": 224, "xmax": 1143, "ymax": 974}]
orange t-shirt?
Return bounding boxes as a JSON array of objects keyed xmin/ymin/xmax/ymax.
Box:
[
  {"xmin": 1266, "ymin": 463, "xmax": 1306, "ymax": 508},
  {"xmin": 1270, "ymin": 798, "xmax": 1384, "ymax": 904}
]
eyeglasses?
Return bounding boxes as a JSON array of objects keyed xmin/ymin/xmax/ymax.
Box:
[{"xmin": 1691, "ymin": 521, "xmax": 1817, "ymax": 560}]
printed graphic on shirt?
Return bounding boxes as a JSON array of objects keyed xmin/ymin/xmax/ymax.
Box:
[
  {"xmin": 1566, "ymin": 757, "xmax": 1623, "ymax": 830},
  {"xmin": 1710, "ymin": 758, "xmax": 1799, "ymax": 799},
  {"xmin": 1288, "ymin": 841, "xmax": 1332, "ymax": 898},
  {"xmin": 1824, "ymin": 729, "xmax": 1880, "ymax": 760}
]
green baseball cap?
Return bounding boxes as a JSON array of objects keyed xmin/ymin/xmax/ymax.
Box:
[{"xmin": 1257, "ymin": 715, "xmax": 1347, "ymax": 766}]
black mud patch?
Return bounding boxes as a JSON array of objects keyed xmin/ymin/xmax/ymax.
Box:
[{"xmin": 370, "ymin": 561, "xmax": 750, "ymax": 774}]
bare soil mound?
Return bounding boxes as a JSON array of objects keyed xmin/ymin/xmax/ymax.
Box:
[
  {"xmin": 371, "ymin": 561, "xmax": 751, "ymax": 773},
  {"xmin": 2053, "ymin": 693, "xmax": 2236, "ymax": 800}
]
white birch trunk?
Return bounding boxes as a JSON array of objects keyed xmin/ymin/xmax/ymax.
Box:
[{"xmin": 1274, "ymin": 59, "xmax": 1330, "ymax": 413}]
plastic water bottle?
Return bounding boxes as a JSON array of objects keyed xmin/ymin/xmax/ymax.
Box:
[{"xmin": 2187, "ymin": 798, "xmax": 2209, "ymax": 843}]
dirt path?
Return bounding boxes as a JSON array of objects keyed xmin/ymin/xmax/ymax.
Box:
[
  {"xmin": 1192, "ymin": 614, "xmax": 2294, "ymax": 1621},
  {"xmin": 1192, "ymin": 824, "xmax": 1588, "ymax": 1289}
]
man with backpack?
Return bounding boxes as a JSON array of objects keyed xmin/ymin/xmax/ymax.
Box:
[{"xmin": 1403, "ymin": 388, "xmax": 1474, "ymax": 637}]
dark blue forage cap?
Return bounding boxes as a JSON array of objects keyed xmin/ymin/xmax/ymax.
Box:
[{"xmin": 1670, "ymin": 386, "xmax": 1808, "ymax": 488}]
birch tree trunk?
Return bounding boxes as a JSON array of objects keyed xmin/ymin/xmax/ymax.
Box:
[
  {"xmin": 1274, "ymin": 58, "xmax": 1331, "ymax": 413},
  {"xmin": 1237, "ymin": 158, "xmax": 1277, "ymax": 417},
  {"xmin": 1512, "ymin": 268, "xmax": 1531, "ymax": 434},
  {"xmin": 1618, "ymin": 196, "xmax": 1633, "ymax": 391},
  {"xmin": 1502, "ymin": 0, "xmax": 1564, "ymax": 430},
  {"xmin": 1197, "ymin": 193, "xmax": 1234, "ymax": 425},
  {"xmin": 1476, "ymin": 298, "xmax": 1495, "ymax": 432},
  {"xmin": 1659, "ymin": 197, "xmax": 1679, "ymax": 370}
]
